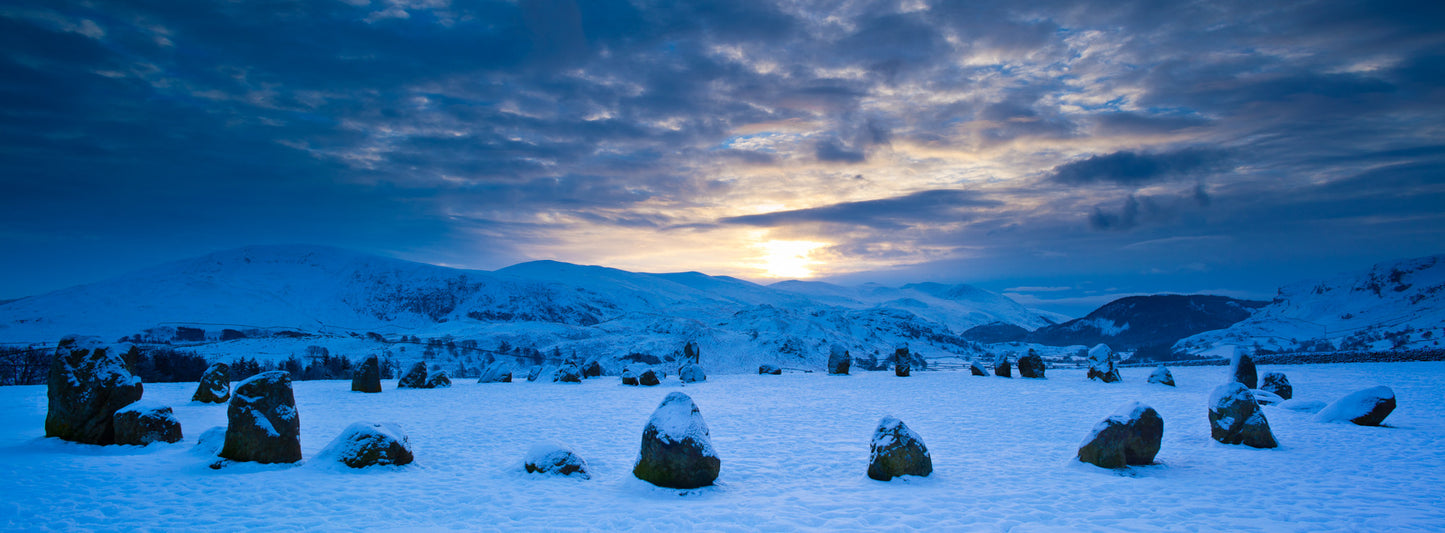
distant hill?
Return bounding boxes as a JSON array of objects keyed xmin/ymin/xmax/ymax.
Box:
[{"xmin": 1022, "ymin": 295, "xmax": 1268, "ymax": 351}]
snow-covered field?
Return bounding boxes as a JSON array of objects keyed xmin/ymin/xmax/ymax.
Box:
[{"xmin": 3, "ymin": 364, "xmax": 1443, "ymax": 531}]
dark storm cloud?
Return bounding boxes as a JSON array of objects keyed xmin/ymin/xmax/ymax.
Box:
[
  {"xmin": 1051, "ymin": 150, "xmax": 1231, "ymax": 186},
  {"xmin": 720, "ymin": 190, "xmax": 1001, "ymax": 230}
]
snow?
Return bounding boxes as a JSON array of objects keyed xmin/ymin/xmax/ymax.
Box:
[
  {"xmin": 1314, "ymin": 386, "xmax": 1396, "ymax": 424},
  {"xmin": 2, "ymin": 364, "xmax": 1444, "ymax": 530},
  {"xmin": 1087, "ymin": 343, "xmax": 1112, "ymax": 361},
  {"xmin": 116, "ymin": 399, "xmax": 170, "ymax": 415},
  {"xmin": 871, "ymin": 416, "xmax": 923, "ymax": 451},
  {"xmin": 1079, "ymin": 401, "xmax": 1152, "ymax": 447}
]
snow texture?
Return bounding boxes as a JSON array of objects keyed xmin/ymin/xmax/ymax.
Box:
[{"xmin": 2, "ymin": 365, "xmax": 1444, "ymax": 530}]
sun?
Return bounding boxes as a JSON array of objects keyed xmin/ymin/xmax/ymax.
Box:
[{"xmin": 757, "ymin": 239, "xmax": 828, "ymax": 279}]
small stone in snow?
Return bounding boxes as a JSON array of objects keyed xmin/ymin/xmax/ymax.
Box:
[
  {"xmin": 758, "ymin": 364, "xmax": 782, "ymax": 375},
  {"xmin": 1148, "ymin": 365, "xmax": 1175, "ymax": 387},
  {"xmin": 315, "ymin": 422, "xmax": 414, "ymax": 468},
  {"xmin": 525, "ymin": 442, "xmax": 589, "ymax": 479}
]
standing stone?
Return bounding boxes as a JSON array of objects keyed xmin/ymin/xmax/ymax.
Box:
[
  {"xmin": 893, "ymin": 344, "xmax": 911, "ymax": 377},
  {"xmin": 638, "ymin": 369, "xmax": 661, "ymax": 386},
  {"xmin": 217, "ymin": 371, "xmax": 302, "ymax": 465},
  {"xmin": 1076, "ymin": 401, "xmax": 1163, "ymax": 469},
  {"xmin": 758, "ymin": 364, "xmax": 782, "ymax": 375},
  {"xmin": 1148, "ymin": 365, "xmax": 1175, "ymax": 387},
  {"xmin": 867, "ymin": 416, "xmax": 932, "ymax": 481},
  {"xmin": 45, "ymin": 338, "xmax": 144, "ymax": 445},
  {"xmin": 1017, "ymin": 350, "xmax": 1046, "ymax": 378},
  {"xmin": 113, "ymin": 401, "xmax": 183, "ymax": 446},
  {"xmin": 1230, "ymin": 352, "xmax": 1258, "ymax": 389},
  {"xmin": 633, "ymin": 392, "xmax": 720, "ymax": 489},
  {"xmin": 582, "ymin": 360, "xmax": 604, "ymax": 378},
  {"xmin": 827, "ymin": 344, "xmax": 851, "ymax": 375},
  {"xmin": 525, "ymin": 442, "xmax": 590, "ymax": 479},
  {"xmin": 478, "ymin": 362, "xmax": 513, "ymax": 383},
  {"xmin": 621, "ymin": 369, "xmax": 640, "ymax": 386},
  {"xmin": 397, "ymin": 362, "xmax": 428, "ymax": 389},
  {"xmin": 1261, "ymin": 372, "xmax": 1292, "ymax": 400},
  {"xmin": 1087, "ymin": 344, "xmax": 1121, "ymax": 383},
  {"xmin": 993, "ymin": 353, "xmax": 1012, "ymax": 378},
  {"xmin": 425, "ymin": 370, "xmax": 451, "ymax": 388},
  {"xmin": 193, "ymin": 362, "xmax": 232, "ymax": 403},
  {"xmin": 969, "ymin": 360, "xmax": 989, "ymax": 376},
  {"xmin": 1314, "ymin": 386, "xmax": 1396, "ymax": 426},
  {"xmin": 554, "ymin": 363, "xmax": 583, "ymax": 383},
  {"xmin": 1208, "ymin": 382, "xmax": 1278, "ymax": 448},
  {"xmin": 315, "ymin": 422, "xmax": 414, "ymax": 468},
  {"xmin": 679, "ymin": 363, "xmax": 706, "ymax": 383},
  {"xmin": 683, "ymin": 341, "xmax": 701, "ymax": 365},
  {"xmin": 351, "ymin": 356, "xmax": 382, "ymax": 393}
]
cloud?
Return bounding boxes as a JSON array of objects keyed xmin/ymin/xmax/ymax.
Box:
[
  {"xmin": 814, "ymin": 138, "xmax": 866, "ymax": 163},
  {"xmin": 720, "ymin": 189, "xmax": 1001, "ymax": 230},
  {"xmin": 1051, "ymin": 150, "xmax": 1230, "ymax": 186}
]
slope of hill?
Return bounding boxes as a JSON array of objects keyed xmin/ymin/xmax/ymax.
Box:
[
  {"xmin": 0, "ymin": 245, "xmax": 1051, "ymax": 373},
  {"xmin": 1175, "ymin": 255, "xmax": 1445, "ymax": 355},
  {"xmin": 1022, "ymin": 295, "xmax": 1268, "ymax": 351}
]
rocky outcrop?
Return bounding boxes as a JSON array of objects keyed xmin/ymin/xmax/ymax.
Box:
[
  {"xmin": 525, "ymin": 442, "xmax": 590, "ymax": 479},
  {"xmin": 1314, "ymin": 386, "xmax": 1396, "ymax": 426},
  {"xmin": 1076, "ymin": 401, "xmax": 1163, "ymax": 469},
  {"xmin": 217, "ymin": 371, "xmax": 303, "ymax": 465},
  {"xmin": 633, "ymin": 392, "xmax": 720, "ymax": 489},
  {"xmin": 193, "ymin": 363, "xmax": 232, "ymax": 403},
  {"xmin": 45, "ymin": 338, "xmax": 144, "ymax": 445},
  {"xmin": 1229, "ymin": 352, "xmax": 1258, "ymax": 389},
  {"xmin": 351, "ymin": 356, "xmax": 381, "ymax": 393},
  {"xmin": 1261, "ymin": 372, "xmax": 1292, "ymax": 400},
  {"xmin": 758, "ymin": 364, "xmax": 782, "ymax": 375},
  {"xmin": 1017, "ymin": 350, "xmax": 1045, "ymax": 379},
  {"xmin": 827, "ymin": 344, "xmax": 850, "ymax": 375},
  {"xmin": 314, "ymin": 422, "xmax": 414, "ymax": 468},
  {"xmin": 1148, "ymin": 365, "xmax": 1175, "ymax": 387},
  {"xmin": 113, "ymin": 401, "xmax": 183, "ymax": 446},
  {"xmin": 867, "ymin": 416, "xmax": 932, "ymax": 481},
  {"xmin": 397, "ymin": 362, "xmax": 428, "ymax": 389},
  {"xmin": 1086, "ymin": 344, "xmax": 1121, "ymax": 383},
  {"xmin": 1208, "ymin": 382, "xmax": 1277, "ymax": 448}
]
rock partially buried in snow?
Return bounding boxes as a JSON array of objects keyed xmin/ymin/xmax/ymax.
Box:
[
  {"xmin": 217, "ymin": 371, "xmax": 302, "ymax": 465},
  {"xmin": 525, "ymin": 442, "xmax": 590, "ymax": 479},
  {"xmin": 633, "ymin": 392, "xmax": 720, "ymax": 489},
  {"xmin": 827, "ymin": 344, "xmax": 851, "ymax": 375},
  {"xmin": 758, "ymin": 364, "xmax": 782, "ymax": 375},
  {"xmin": 425, "ymin": 370, "xmax": 451, "ymax": 388},
  {"xmin": 993, "ymin": 353, "xmax": 1011, "ymax": 378},
  {"xmin": 191, "ymin": 426, "xmax": 226, "ymax": 457},
  {"xmin": 1086, "ymin": 344, "xmax": 1120, "ymax": 383},
  {"xmin": 351, "ymin": 356, "xmax": 382, "ymax": 393},
  {"xmin": 1261, "ymin": 372, "xmax": 1292, "ymax": 400},
  {"xmin": 315, "ymin": 422, "xmax": 414, "ymax": 468},
  {"xmin": 397, "ymin": 362, "xmax": 429, "ymax": 389},
  {"xmin": 867, "ymin": 416, "xmax": 932, "ymax": 481},
  {"xmin": 45, "ymin": 337, "xmax": 144, "ymax": 445},
  {"xmin": 1076, "ymin": 401, "xmax": 1163, "ymax": 469},
  {"xmin": 478, "ymin": 362, "xmax": 513, "ymax": 383},
  {"xmin": 638, "ymin": 369, "xmax": 661, "ymax": 386},
  {"xmin": 1229, "ymin": 352, "xmax": 1258, "ymax": 389},
  {"xmin": 1148, "ymin": 365, "xmax": 1175, "ymax": 387},
  {"xmin": 679, "ymin": 363, "xmax": 706, "ymax": 383},
  {"xmin": 970, "ymin": 360, "xmax": 988, "ymax": 376},
  {"xmin": 193, "ymin": 362, "xmax": 232, "ymax": 403},
  {"xmin": 621, "ymin": 369, "xmax": 639, "ymax": 386},
  {"xmin": 1208, "ymin": 382, "xmax": 1278, "ymax": 448},
  {"xmin": 1017, "ymin": 350, "xmax": 1045, "ymax": 379},
  {"xmin": 1314, "ymin": 386, "xmax": 1396, "ymax": 426},
  {"xmin": 113, "ymin": 401, "xmax": 183, "ymax": 446}
]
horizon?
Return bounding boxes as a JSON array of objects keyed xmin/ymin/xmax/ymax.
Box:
[{"xmin": 3, "ymin": 1, "xmax": 1442, "ymax": 314}]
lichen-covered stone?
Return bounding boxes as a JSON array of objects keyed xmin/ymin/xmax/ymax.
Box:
[
  {"xmin": 1076, "ymin": 402, "xmax": 1163, "ymax": 469},
  {"xmin": 633, "ymin": 393, "xmax": 719, "ymax": 489},
  {"xmin": 1208, "ymin": 382, "xmax": 1277, "ymax": 448},
  {"xmin": 45, "ymin": 337, "xmax": 144, "ymax": 445},
  {"xmin": 217, "ymin": 371, "xmax": 302, "ymax": 465},
  {"xmin": 1087, "ymin": 344, "xmax": 1121, "ymax": 383},
  {"xmin": 867, "ymin": 416, "xmax": 932, "ymax": 481},
  {"xmin": 193, "ymin": 363, "xmax": 232, "ymax": 403},
  {"xmin": 1017, "ymin": 350, "xmax": 1046, "ymax": 379}
]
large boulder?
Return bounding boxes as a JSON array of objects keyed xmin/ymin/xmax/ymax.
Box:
[
  {"xmin": 893, "ymin": 345, "xmax": 911, "ymax": 377},
  {"xmin": 553, "ymin": 363, "xmax": 582, "ymax": 383},
  {"xmin": 1087, "ymin": 344, "xmax": 1121, "ymax": 383},
  {"xmin": 351, "ymin": 356, "xmax": 382, "ymax": 393},
  {"xmin": 1229, "ymin": 352, "xmax": 1258, "ymax": 389},
  {"xmin": 314, "ymin": 422, "xmax": 414, "ymax": 468},
  {"xmin": 633, "ymin": 392, "xmax": 720, "ymax": 489},
  {"xmin": 45, "ymin": 338, "xmax": 144, "ymax": 445},
  {"xmin": 969, "ymin": 360, "xmax": 989, "ymax": 376},
  {"xmin": 1260, "ymin": 372, "xmax": 1292, "ymax": 400},
  {"xmin": 1314, "ymin": 386, "xmax": 1396, "ymax": 426},
  {"xmin": 1076, "ymin": 401, "xmax": 1163, "ymax": 469},
  {"xmin": 192, "ymin": 362, "xmax": 232, "ymax": 403},
  {"xmin": 993, "ymin": 353, "xmax": 1011, "ymax": 378},
  {"xmin": 679, "ymin": 363, "xmax": 706, "ymax": 383},
  {"xmin": 582, "ymin": 360, "xmax": 604, "ymax": 378},
  {"xmin": 638, "ymin": 369, "xmax": 661, "ymax": 386},
  {"xmin": 525, "ymin": 442, "xmax": 590, "ymax": 479},
  {"xmin": 1016, "ymin": 350, "xmax": 1045, "ymax": 378},
  {"xmin": 425, "ymin": 370, "xmax": 451, "ymax": 388},
  {"xmin": 113, "ymin": 401, "xmax": 183, "ymax": 446},
  {"xmin": 827, "ymin": 344, "xmax": 851, "ymax": 375},
  {"xmin": 478, "ymin": 362, "xmax": 513, "ymax": 383},
  {"xmin": 217, "ymin": 371, "xmax": 302, "ymax": 465},
  {"xmin": 397, "ymin": 362, "xmax": 428, "ymax": 389},
  {"xmin": 1208, "ymin": 382, "xmax": 1278, "ymax": 448},
  {"xmin": 867, "ymin": 416, "xmax": 932, "ymax": 481},
  {"xmin": 758, "ymin": 364, "xmax": 782, "ymax": 375},
  {"xmin": 1148, "ymin": 365, "xmax": 1175, "ymax": 387}
]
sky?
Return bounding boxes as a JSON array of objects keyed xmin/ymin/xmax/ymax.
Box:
[{"xmin": 1, "ymin": 0, "xmax": 1443, "ymax": 316}]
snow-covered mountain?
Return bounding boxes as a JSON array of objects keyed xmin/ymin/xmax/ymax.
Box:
[
  {"xmin": 1174, "ymin": 255, "xmax": 1445, "ymax": 356},
  {"xmin": 1018, "ymin": 294, "xmax": 1268, "ymax": 352},
  {"xmin": 0, "ymin": 245, "xmax": 1052, "ymax": 373}
]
